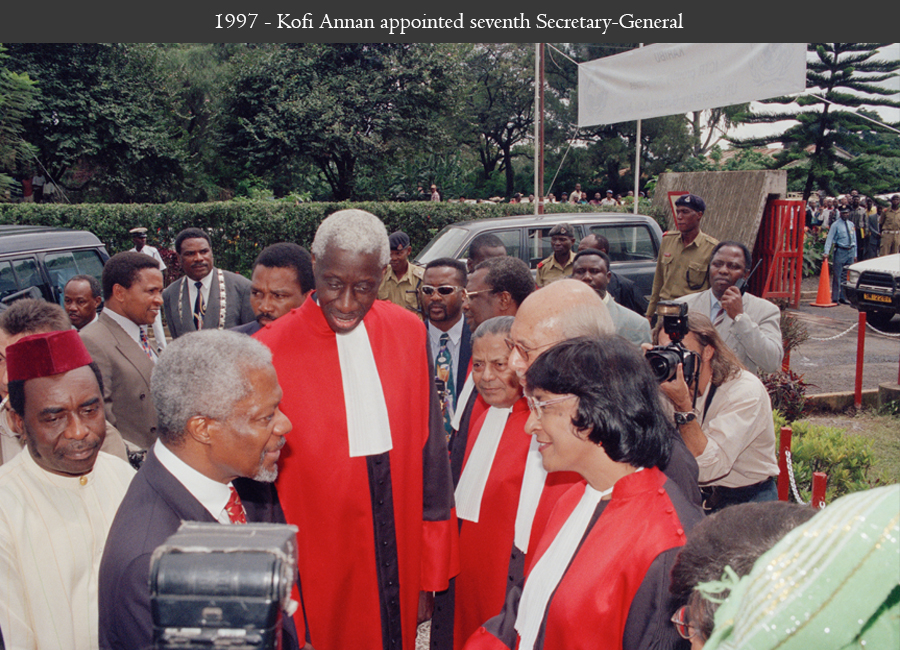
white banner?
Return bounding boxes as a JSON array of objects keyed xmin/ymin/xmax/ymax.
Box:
[{"xmin": 578, "ymin": 43, "xmax": 807, "ymax": 127}]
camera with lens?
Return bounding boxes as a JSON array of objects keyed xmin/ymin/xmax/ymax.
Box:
[{"xmin": 645, "ymin": 301, "xmax": 700, "ymax": 383}]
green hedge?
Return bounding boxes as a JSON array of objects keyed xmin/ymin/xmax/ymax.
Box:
[{"xmin": 0, "ymin": 200, "xmax": 631, "ymax": 276}]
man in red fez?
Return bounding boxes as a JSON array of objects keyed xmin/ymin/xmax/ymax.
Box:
[{"xmin": 0, "ymin": 329, "xmax": 135, "ymax": 650}]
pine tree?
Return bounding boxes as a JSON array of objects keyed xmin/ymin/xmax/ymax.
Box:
[{"xmin": 730, "ymin": 43, "xmax": 899, "ymax": 199}]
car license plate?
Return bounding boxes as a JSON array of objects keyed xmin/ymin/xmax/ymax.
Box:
[{"xmin": 863, "ymin": 293, "xmax": 892, "ymax": 304}]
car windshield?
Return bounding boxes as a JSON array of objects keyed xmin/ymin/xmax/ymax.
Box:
[{"xmin": 416, "ymin": 226, "xmax": 470, "ymax": 265}]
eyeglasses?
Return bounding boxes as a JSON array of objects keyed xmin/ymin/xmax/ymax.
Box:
[
  {"xmin": 670, "ymin": 606, "xmax": 700, "ymax": 641},
  {"xmin": 504, "ymin": 337, "xmax": 559, "ymax": 364},
  {"xmin": 418, "ymin": 285, "xmax": 463, "ymax": 297},
  {"xmin": 525, "ymin": 394, "xmax": 576, "ymax": 420}
]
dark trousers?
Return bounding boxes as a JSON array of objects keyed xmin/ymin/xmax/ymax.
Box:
[
  {"xmin": 700, "ymin": 476, "xmax": 778, "ymax": 513},
  {"xmin": 831, "ymin": 248, "xmax": 853, "ymax": 302}
]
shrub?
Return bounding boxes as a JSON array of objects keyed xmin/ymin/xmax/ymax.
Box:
[
  {"xmin": 802, "ymin": 229, "xmax": 826, "ymax": 278},
  {"xmin": 774, "ymin": 411, "xmax": 885, "ymax": 503},
  {"xmin": 761, "ymin": 370, "xmax": 811, "ymax": 422}
]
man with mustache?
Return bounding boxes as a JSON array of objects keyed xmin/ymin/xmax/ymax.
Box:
[
  {"xmin": 0, "ymin": 329, "xmax": 135, "ymax": 650},
  {"xmin": 81, "ymin": 252, "xmax": 164, "ymax": 451},
  {"xmin": 162, "ymin": 227, "xmax": 255, "ymax": 338},
  {"xmin": 98, "ymin": 330, "xmax": 298, "ymax": 650},
  {"xmin": 421, "ymin": 258, "xmax": 471, "ymax": 439},
  {"xmin": 233, "ymin": 243, "xmax": 314, "ymax": 336}
]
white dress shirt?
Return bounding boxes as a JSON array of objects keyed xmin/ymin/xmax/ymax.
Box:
[
  {"xmin": 153, "ymin": 439, "xmax": 237, "ymax": 524},
  {"xmin": 428, "ymin": 316, "xmax": 465, "ymax": 389}
]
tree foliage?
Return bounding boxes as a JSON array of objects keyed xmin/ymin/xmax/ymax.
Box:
[
  {"xmin": 731, "ymin": 43, "xmax": 900, "ymax": 198},
  {"xmin": 0, "ymin": 44, "xmax": 39, "ymax": 201}
]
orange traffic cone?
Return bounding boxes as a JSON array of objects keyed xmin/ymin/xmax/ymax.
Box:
[{"xmin": 810, "ymin": 259, "xmax": 837, "ymax": 307}]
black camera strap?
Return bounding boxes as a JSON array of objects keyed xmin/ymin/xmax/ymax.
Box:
[{"xmin": 701, "ymin": 383, "xmax": 718, "ymax": 425}]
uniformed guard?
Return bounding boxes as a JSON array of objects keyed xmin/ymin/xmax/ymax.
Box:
[
  {"xmin": 377, "ymin": 230, "xmax": 425, "ymax": 317},
  {"xmin": 646, "ymin": 193, "xmax": 719, "ymax": 320},
  {"xmin": 535, "ymin": 223, "xmax": 577, "ymax": 287}
]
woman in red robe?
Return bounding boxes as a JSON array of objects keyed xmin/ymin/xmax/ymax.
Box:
[{"xmin": 463, "ymin": 335, "xmax": 704, "ymax": 650}]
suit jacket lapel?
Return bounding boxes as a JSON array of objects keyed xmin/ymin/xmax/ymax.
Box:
[
  {"xmin": 203, "ymin": 268, "xmax": 221, "ymax": 330},
  {"xmin": 143, "ymin": 448, "xmax": 218, "ymax": 522},
  {"xmin": 98, "ymin": 312, "xmax": 154, "ymax": 388},
  {"xmin": 179, "ymin": 276, "xmax": 195, "ymax": 334}
]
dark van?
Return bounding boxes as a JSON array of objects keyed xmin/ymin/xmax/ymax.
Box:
[{"xmin": 0, "ymin": 225, "xmax": 109, "ymax": 307}]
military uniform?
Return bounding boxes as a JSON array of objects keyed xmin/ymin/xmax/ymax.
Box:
[
  {"xmin": 646, "ymin": 230, "xmax": 719, "ymax": 318},
  {"xmin": 880, "ymin": 206, "xmax": 900, "ymax": 256},
  {"xmin": 535, "ymin": 250, "xmax": 575, "ymax": 287},
  {"xmin": 378, "ymin": 262, "xmax": 425, "ymax": 316}
]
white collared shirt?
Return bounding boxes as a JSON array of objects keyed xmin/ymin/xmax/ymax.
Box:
[
  {"xmin": 187, "ymin": 269, "xmax": 215, "ymax": 311},
  {"xmin": 104, "ymin": 308, "xmax": 156, "ymax": 360},
  {"xmin": 709, "ymin": 292, "xmax": 723, "ymax": 320},
  {"xmin": 153, "ymin": 440, "xmax": 236, "ymax": 524},
  {"xmin": 428, "ymin": 316, "xmax": 464, "ymax": 387}
]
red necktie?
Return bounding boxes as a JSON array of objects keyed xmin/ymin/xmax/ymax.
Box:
[{"xmin": 225, "ymin": 486, "xmax": 247, "ymax": 524}]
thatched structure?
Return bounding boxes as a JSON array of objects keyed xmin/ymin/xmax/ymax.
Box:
[{"xmin": 651, "ymin": 171, "xmax": 788, "ymax": 248}]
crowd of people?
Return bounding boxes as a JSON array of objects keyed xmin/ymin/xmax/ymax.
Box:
[{"xmin": 0, "ymin": 203, "xmax": 896, "ymax": 650}]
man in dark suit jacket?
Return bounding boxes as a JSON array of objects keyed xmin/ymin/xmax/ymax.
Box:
[
  {"xmin": 81, "ymin": 252, "xmax": 163, "ymax": 450},
  {"xmin": 98, "ymin": 330, "xmax": 301, "ymax": 650},
  {"xmin": 421, "ymin": 258, "xmax": 471, "ymax": 437},
  {"xmin": 162, "ymin": 228, "xmax": 255, "ymax": 338}
]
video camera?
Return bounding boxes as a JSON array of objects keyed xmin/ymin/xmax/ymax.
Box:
[{"xmin": 645, "ymin": 301, "xmax": 700, "ymax": 384}]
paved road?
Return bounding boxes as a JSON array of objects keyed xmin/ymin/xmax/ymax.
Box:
[{"xmin": 788, "ymin": 278, "xmax": 899, "ymax": 395}]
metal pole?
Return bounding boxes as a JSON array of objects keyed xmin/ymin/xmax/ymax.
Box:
[
  {"xmin": 533, "ymin": 44, "xmax": 545, "ymax": 216},
  {"xmin": 855, "ymin": 310, "xmax": 866, "ymax": 409},
  {"xmin": 633, "ymin": 44, "xmax": 643, "ymax": 215},
  {"xmin": 538, "ymin": 43, "xmax": 545, "ymax": 216}
]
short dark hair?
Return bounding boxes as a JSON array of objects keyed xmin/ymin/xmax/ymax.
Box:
[
  {"xmin": 0, "ymin": 299, "xmax": 71, "ymax": 336},
  {"xmin": 253, "ymin": 243, "xmax": 315, "ymax": 294},
  {"xmin": 525, "ymin": 336, "xmax": 673, "ymax": 469},
  {"xmin": 9, "ymin": 361, "xmax": 104, "ymax": 417},
  {"xmin": 590, "ymin": 234, "xmax": 610, "ymax": 253},
  {"xmin": 468, "ymin": 233, "xmax": 506, "ymax": 260},
  {"xmin": 424, "ymin": 257, "xmax": 467, "ymax": 286},
  {"xmin": 475, "ymin": 256, "xmax": 535, "ymax": 307},
  {"xmin": 174, "ymin": 227, "xmax": 211, "ymax": 255},
  {"xmin": 711, "ymin": 241, "xmax": 752, "ymax": 270},
  {"xmin": 669, "ymin": 502, "xmax": 816, "ymax": 641},
  {"xmin": 101, "ymin": 252, "xmax": 160, "ymax": 301},
  {"xmin": 65, "ymin": 274, "xmax": 102, "ymax": 299},
  {"xmin": 573, "ymin": 249, "xmax": 611, "ymax": 271}
]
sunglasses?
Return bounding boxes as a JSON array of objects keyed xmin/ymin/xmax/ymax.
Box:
[
  {"xmin": 670, "ymin": 606, "xmax": 700, "ymax": 641},
  {"xmin": 418, "ymin": 284, "xmax": 463, "ymax": 297}
]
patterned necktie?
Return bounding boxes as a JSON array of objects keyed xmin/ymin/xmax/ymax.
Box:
[
  {"xmin": 193, "ymin": 281, "xmax": 205, "ymax": 330},
  {"xmin": 225, "ymin": 486, "xmax": 247, "ymax": 524},
  {"xmin": 139, "ymin": 327, "xmax": 154, "ymax": 361},
  {"xmin": 435, "ymin": 332, "xmax": 456, "ymax": 439},
  {"xmin": 713, "ymin": 306, "xmax": 726, "ymax": 327}
]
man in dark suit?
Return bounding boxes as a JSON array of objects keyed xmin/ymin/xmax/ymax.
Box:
[
  {"xmin": 232, "ymin": 243, "xmax": 314, "ymax": 336},
  {"xmin": 162, "ymin": 228, "xmax": 255, "ymax": 338},
  {"xmin": 81, "ymin": 252, "xmax": 162, "ymax": 450},
  {"xmin": 421, "ymin": 258, "xmax": 471, "ymax": 438},
  {"xmin": 98, "ymin": 330, "xmax": 300, "ymax": 650}
]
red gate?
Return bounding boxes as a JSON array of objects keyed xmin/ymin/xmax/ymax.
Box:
[{"xmin": 751, "ymin": 199, "xmax": 805, "ymax": 307}]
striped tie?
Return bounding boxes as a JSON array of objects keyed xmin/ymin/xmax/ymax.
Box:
[
  {"xmin": 139, "ymin": 327, "xmax": 154, "ymax": 361},
  {"xmin": 713, "ymin": 306, "xmax": 726, "ymax": 328},
  {"xmin": 193, "ymin": 281, "xmax": 205, "ymax": 330}
]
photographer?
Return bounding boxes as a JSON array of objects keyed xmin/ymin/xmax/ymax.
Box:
[{"xmin": 653, "ymin": 311, "xmax": 778, "ymax": 512}]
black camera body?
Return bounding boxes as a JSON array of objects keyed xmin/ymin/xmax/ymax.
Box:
[{"xmin": 646, "ymin": 301, "xmax": 700, "ymax": 383}]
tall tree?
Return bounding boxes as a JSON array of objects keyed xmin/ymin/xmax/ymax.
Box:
[
  {"xmin": 0, "ymin": 44, "xmax": 38, "ymax": 201},
  {"xmin": 731, "ymin": 43, "xmax": 900, "ymax": 199},
  {"xmin": 6, "ymin": 43, "xmax": 185, "ymax": 202},
  {"xmin": 221, "ymin": 43, "xmax": 454, "ymax": 200}
]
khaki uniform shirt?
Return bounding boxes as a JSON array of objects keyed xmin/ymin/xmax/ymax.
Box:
[
  {"xmin": 535, "ymin": 250, "xmax": 575, "ymax": 287},
  {"xmin": 881, "ymin": 207, "xmax": 900, "ymax": 233},
  {"xmin": 378, "ymin": 262, "xmax": 425, "ymax": 316},
  {"xmin": 646, "ymin": 230, "xmax": 719, "ymax": 318}
]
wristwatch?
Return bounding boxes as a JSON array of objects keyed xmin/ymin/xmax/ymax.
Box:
[
  {"xmin": 733, "ymin": 313, "xmax": 744, "ymax": 324},
  {"xmin": 674, "ymin": 411, "xmax": 696, "ymax": 425}
]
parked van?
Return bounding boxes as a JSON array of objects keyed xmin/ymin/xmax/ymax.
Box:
[{"xmin": 0, "ymin": 225, "xmax": 109, "ymax": 308}]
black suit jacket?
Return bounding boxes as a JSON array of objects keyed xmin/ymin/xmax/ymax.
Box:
[
  {"xmin": 98, "ymin": 448, "xmax": 300, "ymax": 650},
  {"xmin": 162, "ymin": 269, "xmax": 255, "ymax": 339},
  {"xmin": 607, "ymin": 272, "xmax": 649, "ymax": 316}
]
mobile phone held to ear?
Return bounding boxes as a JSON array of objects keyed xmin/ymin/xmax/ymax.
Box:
[{"xmin": 734, "ymin": 277, "xmax": 748, "ymax": 295}]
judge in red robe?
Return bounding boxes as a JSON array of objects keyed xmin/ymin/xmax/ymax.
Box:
[
  {"xmin": 255, "ymin": 210, "xmax": 459, "ymax": 650},
  {"xmin": 463, "ymin": 336, "xmax": 703, "ymax": 650},
  {"xmin": 432, "ymin": 317, "xmax": 580, "ymax": 650}
]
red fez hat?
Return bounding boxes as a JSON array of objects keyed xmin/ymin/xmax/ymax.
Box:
[{"xmin": 6, "ymin": 330, "xmax": 93, "ymax": 382}]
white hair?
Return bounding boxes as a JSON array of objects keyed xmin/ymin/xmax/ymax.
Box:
[
  {"xmin": 473, "ymin": 315, "xmax": 515, "ymax": 342},
  {"xmin": 311, "ymin": 209, "xmax": 390, "ymax": 266},
  {"xmin": 151, "ymin": 330, "xmax": 274, "ymax": 444}
]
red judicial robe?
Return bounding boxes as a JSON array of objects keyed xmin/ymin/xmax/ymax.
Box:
[
  {"xmin": 255, "ymin": 297, "xmax": 459, "ymax": 650},
  {"xmin": 432, "ymin": 400, "xmax": 580, "ymax": 650},
  {"xmin": 463, "ymin": 468, "xmax": 703, "ymax": 650}
]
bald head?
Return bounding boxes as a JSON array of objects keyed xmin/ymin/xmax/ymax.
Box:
[{"xmin": 507, "ymin": 279, "xmax": 613, "ymax": 377}]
